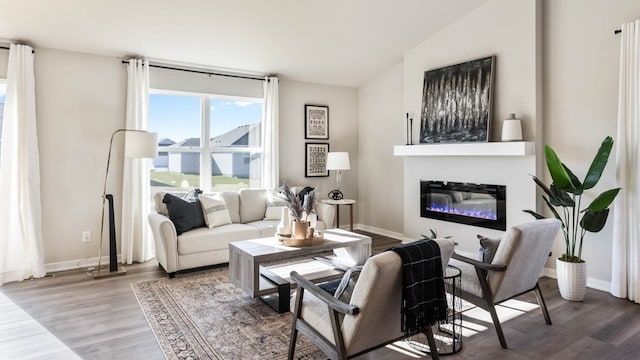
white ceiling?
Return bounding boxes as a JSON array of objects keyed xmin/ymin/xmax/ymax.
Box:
[{"xmin": 0, "ymin": 0, "xmax": 488, "ymax": 87}]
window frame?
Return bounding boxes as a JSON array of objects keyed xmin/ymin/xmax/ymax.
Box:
[{"xmin": 149, "ymin": 88, "xmax": 264, "ymax": 192}]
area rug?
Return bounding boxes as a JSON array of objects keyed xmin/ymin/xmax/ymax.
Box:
[{"xmin": 131, "ymin": 267, "xmax": 326, "ymax": 360}]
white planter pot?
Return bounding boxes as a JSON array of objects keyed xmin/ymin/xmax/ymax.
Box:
[{"xmin": 556, "ymin": 258, "xmax": 587, "ymax": 301}]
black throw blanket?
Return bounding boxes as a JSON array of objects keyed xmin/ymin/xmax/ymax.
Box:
[{"xmin": 389, "ymin": 239, "xmax": 447, "ymax": 336}]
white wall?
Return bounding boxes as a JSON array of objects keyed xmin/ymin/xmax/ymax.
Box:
[
  {"xmin": 357, "ymin": 63, "xmax": 405, "ymax": 236},
  {"xmin": 279, "ymin": 79, "xmax": 359, "ymax": 228},
  {"xmin": 543, "ymin": 0, "xmax": 640, "ymax": 286},
  {"xmin": 399, "ymin": 0, "xmax": 540, "ymax": 254}
]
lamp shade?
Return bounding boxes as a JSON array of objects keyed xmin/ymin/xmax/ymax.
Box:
[
  {"xmin": 124, "ymin": 131, "xmax": 158, "ymax": 158},
  {"xmin": 326, "ymin": 152, "xmax": 350, "ymax": 171},
  {"xmin": 501, "ymin": 114, "xmax": 522, "ymax": 142}
]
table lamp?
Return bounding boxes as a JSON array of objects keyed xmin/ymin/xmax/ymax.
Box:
[
  {"xmin": 326, "ymin": 152, "xmax": 350, "ymax": 200},
  {"xmin": 91, "ymin": 129, "xmax": 157, "ymax": 279}
]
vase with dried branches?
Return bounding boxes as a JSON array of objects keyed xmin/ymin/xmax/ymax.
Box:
[{"xmin": 278, "ymin": 184, "xmax": 316, "ymax": 239}]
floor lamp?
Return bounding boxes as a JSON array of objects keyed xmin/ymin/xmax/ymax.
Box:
[
  {"xmin": 326, "ymin": 152, "xmax": 350, "ymax": 200},
  {"xmin": 91, "ymin": 129, "xmax": 157, "ymax": 279}
]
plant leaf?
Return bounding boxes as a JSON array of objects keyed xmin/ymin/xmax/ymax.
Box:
[
  {"xmin": 583, "ymin": 136, "xmax": 614, "ymax": 190},
  {"xmin": 550, "ymin": 184, "xmax": 575, "ymax": 207},
  {"xmin": 545, "ymin": 145, "xmax": 576, "ymax": 192},
  {"xmin": 586, "ymin": 188, "xmax": 620, "ymax": 212},
  {"xmin": 580, "ymin": 209, "xmax": 610, "ymax": 233},
  {"xmin": 562, "ymin": 164, "xmax": 583, "ymax": 195},
  {"xmin": 532, "ymin": 175, "xmax": 553, "ymax": 198},
  {"xmin": 542, "ymin": 196, "xmax": 564, "ymax": 225},
  {"xmin": 523, "ymin": 209, "xmax": 546, "ymax": 220}
]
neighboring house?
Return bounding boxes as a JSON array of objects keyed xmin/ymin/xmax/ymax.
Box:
[
  {"xmin": 166, "ymin": 124, "xmax": 261, "ymax": 177},
  {"xmin": 168, "ymin": 137, "xmax": 201, "ymax": 174},
  {"xmin": 153, "ymin": 138, "xmax": 176, "ymax": 169}
]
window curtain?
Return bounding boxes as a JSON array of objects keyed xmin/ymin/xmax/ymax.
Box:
[
  {"xmin": 0, "ymin": 44, "xmax": 45, "ymax": 284},
  {"xmin": 121, "ymin": 59, "xmax": 153, "ymax": 264},
  {"xmin": 261, "ymin": 76, "xmax": 279, "ymax": 189},
  {"xmin": 611, "ymin": 20, "xmax": 640, "ymax": 303}
]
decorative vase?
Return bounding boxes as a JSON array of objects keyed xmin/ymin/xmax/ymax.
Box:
[
  {"xmin": 556, "ymin": 258, "xmax": 587, "ymax": 301},
  {"xmin": 277, "ymin": 208, "xmax": 291, "ymax": 236},
  {"xmin": 291, "ymin": 220, "xmax": 310, "ymax": 240}
]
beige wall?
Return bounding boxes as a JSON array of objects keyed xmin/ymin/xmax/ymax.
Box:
[
  {"xmin": 35, "ymin": 48, "xmax": 127, "ymax": 266},
  {"xmin": 357, "ymin": 63, "xmax": 404, "ymax": 236},
  {"xmin": 279, "ymin": 79, "xmax": 359, "ymax": 228},
  {"xmin": 7, "ymin": 48, "xmax": 358, "ymax": 269},
  {"xmin": 543, "ymin": 0, "xmax": 640, "ymax": 287}
]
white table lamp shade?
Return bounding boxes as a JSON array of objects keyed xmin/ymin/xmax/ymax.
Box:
[
  {"xmin": 125, "ymin": 131, "xmax": 158, "ymax": 158},
  {"xmin": 501, "ymin": 114, "xmax": 522, "ymax": 142},
  {"xmin": 326, "ymin": 152, "xmax": 350, "ymax": 170}
]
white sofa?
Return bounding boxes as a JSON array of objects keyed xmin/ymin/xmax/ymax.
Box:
[{"xmin": 148, "ymin": 188, "xmax": 335, "ymax": 277}]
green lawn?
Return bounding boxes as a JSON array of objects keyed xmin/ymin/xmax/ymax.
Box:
[{"xmin": 150, "ymin": 171, "xmax": 248, "ymax": 188}]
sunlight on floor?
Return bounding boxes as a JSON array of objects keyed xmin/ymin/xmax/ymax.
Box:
[
  {"xmin": 383, "ymin": 299, "xmax": 541, "ymax": 358},
  {"xmin": 0, "ymin": 291, "xmax": 81, "ymax": 360}
]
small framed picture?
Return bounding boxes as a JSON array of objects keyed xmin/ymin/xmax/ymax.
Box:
[
  {"xmin": 305, "ymin": 105, "xmax": 329, "ymax": 140},
  {"xmin": 305, "ymin": 143, "xmax": 330, "ymax": 177}
]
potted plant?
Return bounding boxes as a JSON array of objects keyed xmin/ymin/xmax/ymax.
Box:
[
  {"xmin": 278, "ymin": 184, "xmax": 316, "ymax": 239},
  {"xmin": 525, "ymin": 136, "xmax": 620, "ymax": 301}
]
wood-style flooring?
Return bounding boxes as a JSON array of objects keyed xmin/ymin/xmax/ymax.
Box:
[{"xmin": 1, "ymin": 231, "xmax": 639, "ymax": 360}]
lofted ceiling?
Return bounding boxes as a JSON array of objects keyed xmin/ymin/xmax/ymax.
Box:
[{"xmin": 0, "ymin": 0, "xmax": 488, "ymax": 88}]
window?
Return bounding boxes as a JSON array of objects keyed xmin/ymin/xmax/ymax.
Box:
[
  {"xmin": 0, "ymin": 80, "xmax": 6, "ymax": 167},
  {"xmin": 149, "ymin": 90, "xmax": 263, "ymax": 195}
]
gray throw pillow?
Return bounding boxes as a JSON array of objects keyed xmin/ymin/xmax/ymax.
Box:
[
  {"xmin": 478, "ymin": 235, "xmax": 501, "ymax": 263},
  {"xmin": 334, "ymin": 265, "xmax": 363, "ymax": 303}
]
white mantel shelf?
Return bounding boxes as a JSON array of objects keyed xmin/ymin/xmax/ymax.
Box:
[{"xmin": 393, "ymin": 142, "xmax": 535, "ymax": 157}]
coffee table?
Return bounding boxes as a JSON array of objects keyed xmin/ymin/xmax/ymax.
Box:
[{"xmin": 229, "ymin": 229, "xmax": 372, "ymax": 312}]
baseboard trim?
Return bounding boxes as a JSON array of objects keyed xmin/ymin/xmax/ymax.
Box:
[
  {"xmin": 542, "ymin": 267, "xmax": 610, "ymax": 292},
  {"xmin": 45, "ymin": 255, "xmax": 122, "ymax": 274},
  {"xmin": 353, "ymin": 224, "xmax": 407, "ymax": 242}
]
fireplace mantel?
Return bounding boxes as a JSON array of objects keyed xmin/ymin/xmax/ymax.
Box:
[{"xmin": 393, "ymin": 141, "xmax": 535, "ymax": 157}]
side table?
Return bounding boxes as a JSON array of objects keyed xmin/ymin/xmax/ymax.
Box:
[{"xmin": 321, "ymin": 199, "xmax": 355, "ymax": 231}]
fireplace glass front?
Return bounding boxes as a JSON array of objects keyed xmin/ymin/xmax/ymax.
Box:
[{"xmin": 420, "ymin": 181, "xmax": 506, "ymax": 231}]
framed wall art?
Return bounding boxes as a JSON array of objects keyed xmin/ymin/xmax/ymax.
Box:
[
  {"xmin": 305, "ymin": 105, "xmax": 329, "ymax": 140},
  {"xmin": 419, "ymin": 56, "xmax": 495, "ymax": 144},
  {"xmin": 305, "ymin": 143, "xmax": 329, "ymax": 177}
]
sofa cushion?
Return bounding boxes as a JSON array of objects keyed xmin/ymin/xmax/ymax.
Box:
[
  {"xmin": 219, "ymin": 192, "xmax": 241, "ymax": 223},
  {"xmin": 264, "ymin": 190, "xmax": 287, "ymax": 220},
  {"xmin": 199, "ymin": 193, "xmax": 232, "ymax": 228},
  {"xmin": 239, "ymin": 188, "xmax": 268, "ymax": 223},
  {"xmin": 245, "ymin": 220, "xmax": 279, "ymax": 238},
  {"xmin": 163, "ymin": 193, "xmax": 206, "ymax": 235},
  {"xmin": 177, "ymin": 224, "xmax": 261, "ymax": 255}
]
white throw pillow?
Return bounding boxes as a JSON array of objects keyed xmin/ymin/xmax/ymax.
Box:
[
  {"xmin": 264, "ymin": 190, "xmax": 287, "ymax": 220},
  {"xmin": 199, "ymin": 194, "xmax": 232, "ymax": 228}
]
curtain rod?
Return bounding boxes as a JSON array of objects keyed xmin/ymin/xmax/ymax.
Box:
[
  {"xmin": 0, "ymin": 45, "xmax": 35, "ymax": 53},
  {"xmin": 121, "ymin": 60, "xmax": 266, "ymax": 81},
  {"xmin": 615, "ymin": 29, "xmax": 622, "ymax": 34}
]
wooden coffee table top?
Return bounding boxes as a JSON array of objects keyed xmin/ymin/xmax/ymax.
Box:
[{"xmin": 229, "ymin": 228, "xmax": 371, "ymax": 263}]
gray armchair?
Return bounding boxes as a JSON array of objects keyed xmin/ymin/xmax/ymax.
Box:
[
  {"xmin": 449, "ymin": 218, "xmax": 562, "ymax": 349},
  {"xmin": 287, "ymin": 238, "xmax": 456, "ymax": 360}
]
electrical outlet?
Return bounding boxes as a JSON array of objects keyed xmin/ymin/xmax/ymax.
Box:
[{"xmin": 82, "ymin": 230, "xmax": 91, "ymax": 242}]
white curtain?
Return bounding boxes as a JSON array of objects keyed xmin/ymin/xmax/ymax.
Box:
[
  {"xmin": 261, "ymin": 76, "xmax": 279, "ymax": 189},
  {"xmin": 611, "ymin": 20, "xmax": 640, "ymax": 302},
  {"xmin": 0, "ymin": 44, "xmax": 45, "ymax": 284},
  {"xmin": 121, "ymin": 59, "xmax": 153, "ymax": 264}
]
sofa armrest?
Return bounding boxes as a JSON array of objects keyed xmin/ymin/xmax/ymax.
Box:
[
  {"xmin": 315, "ymin": 202, "xmax": 335, "ymax": 229},
  {"xmin": 148, "ymin": 213, "xmax": 179, "ymax": 275}
]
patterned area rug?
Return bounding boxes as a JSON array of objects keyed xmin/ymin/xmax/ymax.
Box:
[{"xmin": 131, "ymin": 267, "xmax": 326, "ymax": 360}]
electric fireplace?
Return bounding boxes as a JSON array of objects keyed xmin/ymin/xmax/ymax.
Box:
[{"xmin": 420, "ymin": 181, "xmax": 506, "ymax": 231}]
